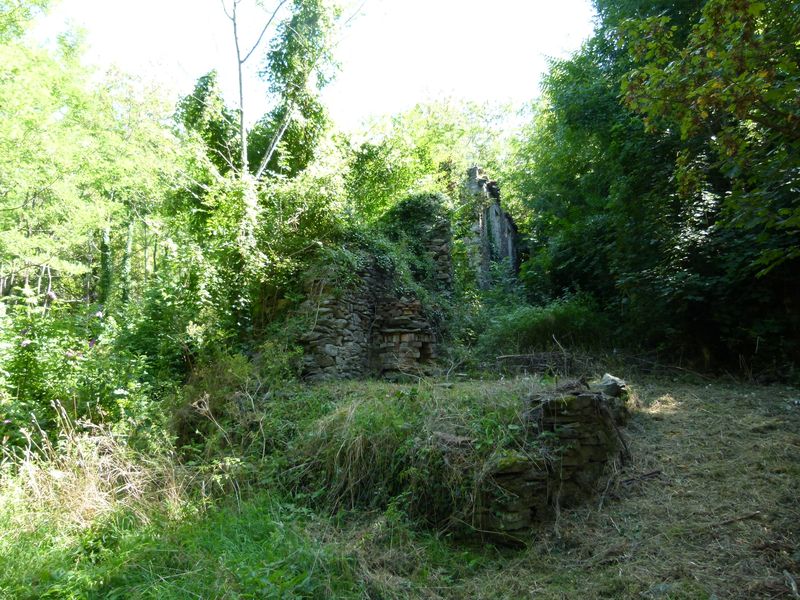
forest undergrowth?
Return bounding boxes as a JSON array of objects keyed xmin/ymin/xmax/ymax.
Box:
[
  {"xmin": 1, "ymin": 375, "xmax": 798, "ymax": 599},
  {"xmin": 2, "ymin": 0, "xmax": 799, "ymax": 597}
]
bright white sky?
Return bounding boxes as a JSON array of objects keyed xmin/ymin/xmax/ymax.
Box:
[{"xmin": 32, "ymin": 0, "xmax": 596, "ymax": 131}]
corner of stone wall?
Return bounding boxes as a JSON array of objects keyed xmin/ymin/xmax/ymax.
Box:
[
  {"xmin": 475, "ymin": 382, "xmax": 631, "ymax": 541},
  {"xmin": 463, "ymin": 166, "xmax": 519, "ymax": 289}
]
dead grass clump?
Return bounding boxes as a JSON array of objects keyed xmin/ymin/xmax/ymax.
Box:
[{"xmin": 0, "ymin": 403, "xmax": 197, "ymax": 533}]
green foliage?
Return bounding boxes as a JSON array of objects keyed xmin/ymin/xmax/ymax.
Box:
[
  {"xmin": 344, "ymin": 100, "xmax": 510, "ymax": 221},
  {"xmin": 0, "ymin": 14, "xmax": 200, "ymax": 446},
  {"xmin": 343, "ymin": 138, "xmax": 428, "ymax": 221},
  {"xmin": 620, "ymin": 0, "xmax": 800, "ymax": 273},
  {"xmin": 264, "ymin": 0, "xmax": 338, "ymax": 99},
  {"xmin": 506, "ymin": 0, "xmax": 799, "ymax": 371},
  {"xmin": 176, "ymin": 70, "xmax": 240, "ymax": 174},
  {"xmin": 248, "ymin": 97, "xmax": 329, "ymax": 177},
  {"xmin": 477, "ymin": 295, "xmax": 613, "ymax": 357},
  {"xmin": 249, "ymin": 0, "xmax": 338, "ymax": 178},
  {"xmin": 0, "ymin": 0, "xmax": 49, "ymax": 41},
  {"xmin": 377, "ymin": 193, "xmax": 450, "ymax": 288},
  {"xmin": 0, "ymin": 489, "xmax": 360, "ymax": 599}
]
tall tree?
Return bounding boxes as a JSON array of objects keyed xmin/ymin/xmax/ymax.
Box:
[
  {"xmin": 507, "ymin": 0, "xmax": 799, "ymax": 370},
  {"xmin": 221, "ymin": 0, "xmax": 289, "ymax": 175}
]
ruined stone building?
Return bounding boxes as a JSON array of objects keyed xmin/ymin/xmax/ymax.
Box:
[{"xmin": 300, "ymin": 168, "xmax": 518, "ymax": 380}]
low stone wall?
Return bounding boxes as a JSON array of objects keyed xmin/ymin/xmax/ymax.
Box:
[{"xmin": 475, "ymin": 378, "xmax": 630, "ymax": 540}]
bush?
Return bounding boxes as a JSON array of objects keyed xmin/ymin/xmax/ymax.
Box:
[{"xmin": 478, "ymin": 295, "xmax": 613, "ymax": 356}]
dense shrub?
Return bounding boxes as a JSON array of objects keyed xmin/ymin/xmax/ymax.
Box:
[{"xmin": 478, "ymin": 295, "xmax": 613, "ymax": 356}]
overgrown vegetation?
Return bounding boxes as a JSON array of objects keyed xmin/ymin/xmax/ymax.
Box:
[
  {"xmin": 2, "ymin": 379, "xmax": 798, "ymax": 598},
  {"xmin": 505, "ymin": 0, "xmax": 800, "ymax": 374},
  {"xmin": 1, "ymin": 0, "xmax": 798, "ymax": 597}
]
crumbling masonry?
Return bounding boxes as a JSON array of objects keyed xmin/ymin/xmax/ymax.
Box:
[{"xmin": 300, "ymin": 168, "xmax": 518, "ymax": 380}]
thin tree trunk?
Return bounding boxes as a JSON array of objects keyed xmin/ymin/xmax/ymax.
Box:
[
  {"xmin": 36, "ymin": 265, "xmax": 44, "ymax": 295},
  {"xmin": 255, "ymin": 104, "xmax": 293, "ymax": 180},
  {"xmin": 224, "ymin": 0, "xmax": 289, "ymax": 177},
  {"xmin": 232, "ymin": 1, "xmax": 248, "ymax": 174},
  {"xmin": 99, "ymin": 225, "xmax": 112, "ymax": 304},
  {"xmin": 43, "ymin": 266, "xmax": 53, "ymax": 315},
  {"xmin": 142, "ymin": 221, "xmax": 148, "ymax": 284},
  {"xmin": 121, "ymin": 219, "xmax": 134, "ymax": 303}
]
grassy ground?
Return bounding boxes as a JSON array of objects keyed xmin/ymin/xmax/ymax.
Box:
[
  {"xmin": 422, "ymin": 380, "xmax": 800, "ymax": 598},
  {"xmin": 1, "ymin": 377, "xmax": 798, "ymax": 599}
]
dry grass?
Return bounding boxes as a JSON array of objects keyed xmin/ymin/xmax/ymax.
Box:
[
  {"xmin": 292, "ymin": 376, "xmax": 542, "ymax": 514},
  {"xmin": 340, "ymin": 378, "xmax": 800, "ymax": 599},
  {"xmin": 0, "ymin": 404, "xmax": 196, "ymax": 533}
]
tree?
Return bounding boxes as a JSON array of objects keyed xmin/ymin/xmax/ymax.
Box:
[
  {"xmin": 222, "ymin": 0, "xmax": 290, "ymax": 175},
  {"xmin": 0, "ymin": 0, "xmax": 49, "ymax": 41},
  {"xmin": 0, "ymin": 29, "xmax": 180, "ymax": 307},
  {"xmin": 505, "ymin": 0, "xmax": 799, "ymax": 370},
  {"xmin": 220, "ymin": 0, "xmax": 338, "ymax": 180},
  {"xmin": 176, "ymin": 70, "xmax": 240, "ymax": 174},
  {"xmin": 621, "ymin": 0, "xmax": 800, "ymax": 273}
]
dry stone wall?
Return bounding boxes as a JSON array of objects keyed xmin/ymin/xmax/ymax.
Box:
[
  {"xmin": 299, "ymin": 270, "xmax": 379, "ymax": 381},
  {"xmin": 300, "ymin": 214, "xmax": 453, "ymax": 381},
  {"xmin": 475, "ymin": 378, "xmax": 630, "ymax": 540},
  {"xmin": 426, "ymin": 218, "xmax": 454, "ymax": 292},
  {"xmin": 464, "ymin": 166, "xmax": 518, "ymax": 289},
  {"xmin": 300, "ymin": 166, "xmax": 516, "ymax": 380}
]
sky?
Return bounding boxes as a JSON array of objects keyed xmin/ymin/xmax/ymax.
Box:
[{"xmin": 31, "ymin": 0, "xmax": 597, "ymax": 131}]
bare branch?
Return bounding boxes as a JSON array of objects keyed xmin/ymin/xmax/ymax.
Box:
[
  {"xmin": 228, "ymin": 0, "xmax": 249, "ymax": 173},
  {"xmin": 221, "ymin": 0, "xmax": 233, "ymax": 21},
  {"xmin": 242, "ymin": 0, "xmax": 290, "ymax": 64}
]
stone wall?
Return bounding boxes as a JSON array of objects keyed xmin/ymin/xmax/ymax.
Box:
[
  {"xmin": 464, "ymin": 166, "xmax": 518, "ymax": 289},
  {"xmin": 299, "ymin": 268, "xmax": 380, "ymax": 381},
  {"xmin": 426, "ymin": 217, "xmax": 454, "ymax": 292},
  {"xmin": 372, "ymin": 295, "xmax": 437, "ymax": 375},
  {"xmin": 300, "ymin": 206, "xmax": 453, "ymax": 381},
  {"xmin": 475, "ymin": 378, "xmax": 630, "ymax": 540},
  {"xmin": 299, "ymin": 170, "xmax": 520, "ymax": 379}
]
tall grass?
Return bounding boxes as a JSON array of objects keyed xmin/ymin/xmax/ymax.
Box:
[
  {"xmin": 291, "ymin": 379, "xmax": 542, "ymax": 529},
  {"xmin": 0, "ymin": 404, "xmax": 360, "ymax": 599},
  {"xmin": 478, "ymin": 295, "xmax": 613, "ymax": 356}
]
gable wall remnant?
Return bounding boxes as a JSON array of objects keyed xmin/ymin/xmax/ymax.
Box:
[
  {"xmin": 464, "ymin": 166, "xmax": 518, "ymax": 289},
  {"xmin": 300, "ymin": 166, "xmax": 517, "ymax": 381}
]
